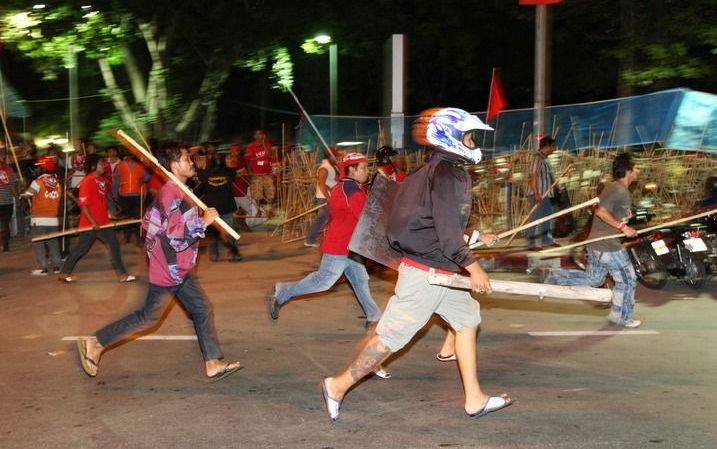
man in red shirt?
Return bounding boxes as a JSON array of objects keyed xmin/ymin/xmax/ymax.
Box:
[
  {"xmin": 267, "ymin": 152, "xmax": 381, "ymax": 326},
  {"xmin": 58, "ymin": 154, "xmax": 135, "ymax": 283},
  {"xmin": 244, "ymin": 129, "xmax": 276, "ymax": 216}
]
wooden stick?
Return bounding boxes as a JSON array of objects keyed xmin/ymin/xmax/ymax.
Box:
[
  {"xmin": 113, "ymin": 129, "xmax": 240, "ymax": 240},
  {"xmin": 470, "ymin": 197, "xmax": 600, "ymax": 249},
  {"xmin": 32, "ymin": 219, "xmax": 141, "ymax": 242},
  {"xmin": 504, "ymin": 164, "xmax": 574, "ymax": 247},
  {"xmin": 539, "ymin": 207, "xmax": 717, "ymax": 254},
  {"xmin": 427, "ymin": 272, "xmax": 611, "ymax": 303},
  {"xmin": 278, "ymin": 202, "xmax": 326, "ymax": 226}
]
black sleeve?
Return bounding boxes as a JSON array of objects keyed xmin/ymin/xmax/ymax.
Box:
[{"xmin": 430, "ymin": 163, "xmax": 476, "ymax": 268}]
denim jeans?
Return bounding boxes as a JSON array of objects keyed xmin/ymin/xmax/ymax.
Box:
[
  {"xmin": 306, "ymin": 199, "xmax": 329, "ymax": 244},
  {"xmin": 544, "ymin": 248, "xmax": 637, "ymax": 325},
  {"xmin": 95, "ymin": 275, "xmax": 224, "ymax": 361},
  {"xmin": 61, "ymin": 228, "xmax": 128, "ymax": 276},
  {"xmin": 526, "ymin": 197, "xmax": 555, "ymax": 248},
  {"xmin": 274, "ymin": 253, "xmax": 382, "ymax": 322},
  {"xmin": 31, "ymin": 225, "xmax": 62, "ymax": 270}
]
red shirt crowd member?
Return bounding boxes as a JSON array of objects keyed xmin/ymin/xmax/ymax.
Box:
[
  {"xmin": 244, "ymin": 129, "xmax": 276, "ymax": 211},
  {"xmin": 268, "ymin": 152, "xmax": 383, "ymax": 328},
  {"xmin": 58, "ymin": 154, "xmax": 135, "ymax": 283}
]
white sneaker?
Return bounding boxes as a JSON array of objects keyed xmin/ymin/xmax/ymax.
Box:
[
  {"xmin": 622, "ymin": 319, "xmax": 642, "ymax": 328},
  {"xmin": 303, "ymin": 241, "xmax": 319, "ymax": 248},
  {"xmin": 31, "ymin": 269, "xmax": 48, "ymax": 276}
]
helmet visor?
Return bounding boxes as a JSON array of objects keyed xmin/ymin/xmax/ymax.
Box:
[{"xmin": 462, "ymin": 130, "xmax": 480, "ymax": 150}]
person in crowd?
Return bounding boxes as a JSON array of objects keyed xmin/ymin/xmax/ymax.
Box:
[
  {"xmin": 115, "ymin": 154, "xmax": 149, "ymax": 244},
  {"xmin": 305, "ymin": 147, "xmax": 343, "ymax": 248},
  {"xmin": 526, "ymin": 136, "xmax": 559, "ymax": 250},
  {"xmin": 196, "ymin": 151, "xmax": 242, "ymax": 262},
  {"xmin": 0, "ymin": 149, "xmax": 19, "ymax": 252},
  {"xmin": 21, "ymin": 156, "xmax": 63, "ymax": 275},
  {"xmin": 58, "ymin": 154, "xmax": 135, "ymax": 283},
  {"xmin": 267, "ymin": 152, "xmax": 381, "ymax": 327},
  {"xmin": 244, "ymin": 129, "xmax": 276, "ymax": 217}
]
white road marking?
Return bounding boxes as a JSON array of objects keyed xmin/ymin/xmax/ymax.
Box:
[
  {"xmin": 528, "ymin": 330, "xmax": 660, "ymax": 337},
  {"xmin": 62, "ymin": 335, "xmax": 197, "ymax": 341}
]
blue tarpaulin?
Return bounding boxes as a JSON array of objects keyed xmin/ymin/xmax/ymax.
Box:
[{"xmin": 299, "ymin": 88, "xmax": 716, "ymax": 155}]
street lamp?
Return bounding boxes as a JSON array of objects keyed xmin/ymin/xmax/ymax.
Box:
[{"xmin": 302, "ymin": 34, "xmax": 337, "ymax": 116}]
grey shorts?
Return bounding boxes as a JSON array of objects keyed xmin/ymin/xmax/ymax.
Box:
[{"xmin": 376, "ymin": 262, "xmax": 481, "ymax": 352}]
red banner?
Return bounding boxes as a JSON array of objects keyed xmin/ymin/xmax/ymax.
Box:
[{"xmin": 487, "ymin": 69, "xmax": 508, "ymax": 121}]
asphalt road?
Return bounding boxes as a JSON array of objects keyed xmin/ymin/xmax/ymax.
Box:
[{"xmin": 1, "ymin": 230, "xmax": 715, "ymax": 449}]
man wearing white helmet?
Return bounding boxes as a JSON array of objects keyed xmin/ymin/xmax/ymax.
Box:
[{"xmin": 320, "ymin": 108, "xmax": 513, "ymax": 422}]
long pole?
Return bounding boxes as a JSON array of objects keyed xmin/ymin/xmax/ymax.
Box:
[
  {"xmin": 113, "ymin": 130, "xmax": 240, "ymax": 240},
  {"xmin": 539, "ymin": 208, "xmax": 717, "ymax": 254},
  {"xmin": 285, "ymin": 86, "xmax": 338, "ymax": 166},
  {"xmin": 533, "ymin": 4, "xmax": 549, "ymax": 144},
  {"xmin": 32, "ymin": 218, "xmax": 141, "ymax": 242},
  {"xmin": 470, "ymin": 196, "xmax": 600, "ymax": 250}
]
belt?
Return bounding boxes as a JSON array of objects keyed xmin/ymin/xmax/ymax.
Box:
[{"xmin": 400, "ymin": 257, "xmax": 455, "ymax": 275}]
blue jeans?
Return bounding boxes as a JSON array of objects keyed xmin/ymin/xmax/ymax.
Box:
[
  {"xmin": 95, "ymin": 275, "xmax": 224, "ymax": 361},
  {"xmin": 274, "ymin": 253, "xmax": 382, "ymax": 322},
  {"xmin": 526, "ymin": 198, "xmax": 555, "ymax": 248},
  {"xmin": 544, "ymin": 248, "xmax": 637, "ymax": 325},
  {"xmin": 306, "ymin": 199, "xmax": 329, "ymax": 244},
  {"xmin": 31, "ymin": 225, "xmax": 62, "ymax": 270}
]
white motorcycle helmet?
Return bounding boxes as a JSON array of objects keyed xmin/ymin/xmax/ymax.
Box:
[{"xmin": 423, "ymin": 107, "xmax": 493, "ymax": 164}]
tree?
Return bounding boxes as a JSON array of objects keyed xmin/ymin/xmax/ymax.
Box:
[{"xmin": 0, "ymin": 1, "xmax": 295, "ymax": 142}]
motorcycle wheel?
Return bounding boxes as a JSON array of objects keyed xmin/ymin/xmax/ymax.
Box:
[
  {"xmin": 681, "ymin": 250, "xmax": 707, "ymax": 289},
  {"xmin": 630, "ymin": 244, "xmax": 669, "ymax": 290}
]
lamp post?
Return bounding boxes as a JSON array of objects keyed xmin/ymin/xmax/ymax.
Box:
[{"xmin": 303, "ymin": 34, "xmax": 338, "ymax": 143}]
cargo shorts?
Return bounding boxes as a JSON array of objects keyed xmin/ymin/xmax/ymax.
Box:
[{"xmin": 376, "ymin": 262, "xmax": 481, "ymax": 352}]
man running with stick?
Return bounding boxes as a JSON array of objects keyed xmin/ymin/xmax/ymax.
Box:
[{"xmin": 77, "ymin": 145, "xmax": 241, "ymax": 381}]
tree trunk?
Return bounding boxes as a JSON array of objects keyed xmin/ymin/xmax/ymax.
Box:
[
  {"xmin": 122, "ymin": 46, "xmax": 146, "ymax": 104},
  {"xmin": 97, "ymin": 58, "xmax": 145, "ymax": 134}
]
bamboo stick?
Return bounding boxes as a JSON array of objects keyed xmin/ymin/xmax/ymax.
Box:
[
  {"xmin": 32, "ymin": 219, "xmax": 141, "ymax": 242},
  {"xmin": 470, "ymin": 197, "xmax": 600, "ymax": 249},
  {"xmin": 539, "ymin": 207, "xmax": 717, "ymax": 254},
  {"xmin": 279, "ymin": 202, "xmax": 326, "ymax": 226},
  {"xmin": 427, "ymin": 272, "xmax": 611, "ymax": 303},
  {"xmin": 113, "ymin": 129, "xmax": 240, "ymax": 240}
]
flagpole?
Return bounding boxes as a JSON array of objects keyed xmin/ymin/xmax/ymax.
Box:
[{"xmin": 483, "ymin": 67, "xmax": 496, "ymax": 150}]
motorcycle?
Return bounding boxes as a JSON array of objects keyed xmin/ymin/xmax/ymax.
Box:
[{"xmin": 571, "ymin": 224, "xmax": 711, "ymax": 290}]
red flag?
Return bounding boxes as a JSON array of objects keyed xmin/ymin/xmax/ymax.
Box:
[{"xmin": 487, "ymin": 68, "xmax": 508, "ymax": 121}]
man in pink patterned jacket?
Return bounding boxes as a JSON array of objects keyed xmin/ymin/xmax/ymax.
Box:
[{"xmin": 76, "ymin": 145, "xmax": 241, "ymax": 382}]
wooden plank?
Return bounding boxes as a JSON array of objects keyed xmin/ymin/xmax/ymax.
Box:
[
  {"xmin": 31, "ymin": 219, "xmax": 142, "ymax": 242},
  {"xmin": 427, "ymin": 272, "xmax": 612, "ymax": 303}
]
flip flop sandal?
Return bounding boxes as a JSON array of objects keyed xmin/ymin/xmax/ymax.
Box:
[
  {"xmin": 373, "ymin": 367, "xmax": 392, "ymax": 379},
  {"xmin": 119, "ymin": 275, "xmax": 136, "ymax": 283},
  {"xmin": 206, "ymin": 361, "xmax": 242, "ymax": 383},
  {"xmin": 77, "ymin": 337, "xmax": 99, "ymax": 377},
  {"xmin": 466, "ymin": 394, "xmax": 514, "ymax": 418},
  {"xmin": 59, "ymin": 276, "xmax": 76, "ymax": 283},
  {"xmin": 320, "ymin": 378, "xmax": 341, "ymax": 423},
  {"xmin": 436, "ymin": 353, "xmax": 457, "ymax": 362}
]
